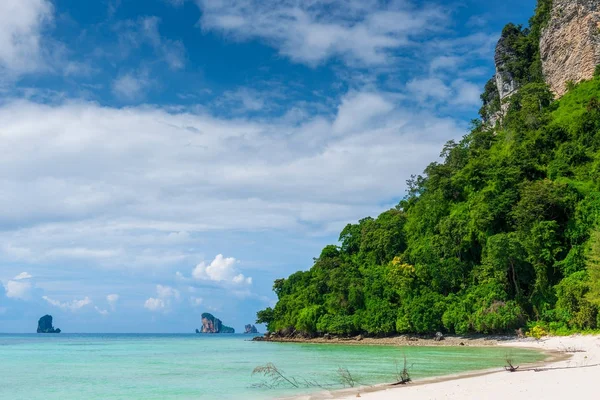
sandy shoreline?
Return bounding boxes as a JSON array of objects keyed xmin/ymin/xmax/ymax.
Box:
[
  {"xmin": 258, "ymin": 334, "xmax": 508, "ymax": 347},
  {"xmin": 284, "ymin": 334, "xmax": 600, "ymax": 400}
]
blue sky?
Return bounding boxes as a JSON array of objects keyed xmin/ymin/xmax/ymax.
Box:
[{"xmin": 0, "ymin": 0, "xmax": 537, "ymax": 333}]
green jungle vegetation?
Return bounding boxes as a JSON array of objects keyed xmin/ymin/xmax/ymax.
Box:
[{"xmin": 256, "ymin": 0, "xmax": 600, "ymax": 337}]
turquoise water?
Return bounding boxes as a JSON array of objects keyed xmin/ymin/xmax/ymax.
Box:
[{"xmin": 0, "ymin": 334, "xmax": 544, "ymax": 399}]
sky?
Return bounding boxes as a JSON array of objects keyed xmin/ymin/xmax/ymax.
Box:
[{"xmin": 0, "ymin": 0, "xmax": 537, "ymax": 333}]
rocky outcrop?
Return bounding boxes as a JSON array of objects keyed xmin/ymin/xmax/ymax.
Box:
[
  {"xmin": 483, "ymin": 25, "xmax": 525, "ymax": 126},
  {"xmin": 541, "ymin": 0, "xmax": 600, "ymax": 97},
  {"xmin": 37, "ymin": 315, "xmax": 61, "ymax": 333},
  {"xmin": 196, "ymin": 313, "xmax": 235, "ymax": 333},
  {"xmin": 244, "ymin": 324, "xmax": 258, "ymax": 334},
  {"xmin": 494, "ymin": 26, "xmax": 522, "ymax": 101}
]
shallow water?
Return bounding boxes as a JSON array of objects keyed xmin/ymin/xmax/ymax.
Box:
[{"xmin": 0, "ymin": 333, "xmax": 545, "ymax": 399}]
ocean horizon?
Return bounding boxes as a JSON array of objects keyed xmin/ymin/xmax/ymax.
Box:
[{"xmin": 0, "ymin": 333, "xmax": 545, "ymax": 399}]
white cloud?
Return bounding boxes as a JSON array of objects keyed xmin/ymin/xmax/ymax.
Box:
[
  {"xmin": 217, "ymin": 87, "xmax": 266, "ymax": 112},
  {"xmin": 166, "ymin": 231, "xmax": 191, "ymax": 243},
  {"xmin": 451, "ymin": 79, "xmax": 481, "ymax": 107},
  {"xmin": 195, "ymin": 0, "xmax": 446, "ymax": 66},
  {"xmin": 112, "ymin": 71, "xmax": 151, "ymax": 100},
  {"xmin": 430, "ymin": 56, "xmax": 462, "ymax": 72},
  {"xmin": 333, "ymin": 92, "xmax": 394, "ymax": 135},
  {"xmin": 190, "ymin": 296, "xmax": 203, "ymax": 307},
  {"xmin": 139, "ymin": 17, "xmax": 185, "ymax": 70},
  {"xmin": 0, "ymin": 0, "xmax": 53, "ymax": 76},
  {"xmin": 156, "ymin": 284, "xmax": 180, "ymax": 299},
  {"xmin": 107, "ymin": 294, "xmax": 119, "ymax": 310},
  {"xmin": 407, "ymin": 77, "xmax": 451, "ymax": 103},
  {"xmin": 114, "ymin": 16, "xmax": 186, "ymax": 71},
  {"xmin": 43, "ymin": 295, "xmax": 92, "ymax": 311},
  {"xmin": 233, "ymin": 274, "xmax": 252, "ymax": 285},
  {"xmin": 46, "ymin": 247, "xmax": 120, "ymax": 259},
  {"xmin": 407, "ymin": 78, "xmax": 482, "ymax": 107},
  {"xmin": 144, "ymin": 297, "xmax": 165, "ymax": 311},
  {"xmin": 4, "ymin": 279, "xmax": 32, "ymax": 299},
  {"xmin": 144, "ymin": 285, "xmax": 180, "ymax": 312},
  {"xmin": 175, "ymin": 271, "xmax": 189, "ymax": 281},
  {"xmin": 95, "ymin": 306, "xmax": 109, "ymax": 316},
  {"xmin": 3, "ymin": 272, "xmax": 34, "ymax": 299},
  {"xmin": 192, "ymin": 254, "xmax": 252, "ymax": 285},
  {"xmin": 0, "ymin": 93, "xmax": 464, "ymax": 271},
  {"xmin": 13, "ymin": 272, "xmax": 33, "ymax": 280}
]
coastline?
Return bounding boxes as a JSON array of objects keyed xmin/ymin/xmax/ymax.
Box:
[
  {"xmin": 283, "ymin": 334, "xmax": 599, "ymax": 400},
  {"xmin": 256, "ymin": 333, "xmax": 510, "ymax": 347}
]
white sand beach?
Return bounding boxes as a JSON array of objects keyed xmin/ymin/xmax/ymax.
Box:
[{"xmin": 321, "ymin": 335, "xmax": 600, "ymax": 400}]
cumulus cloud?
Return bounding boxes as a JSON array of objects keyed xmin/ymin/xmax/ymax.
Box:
[
  {"xmin": 43, "ymin": 295, "xmax": 92, "ymax": 311},
  {"xmin": 195, "ymin": 0, "xmax": 446, "ymax": 66},
  {"xmin": 4, "ymin": 278, "xmax": 32, "ymax": 300},
  {"xmin": 192, "ymin": 254, "xmax": 252, "ymax": 285},
  {"xmin": 144, "ymin": 284, "xmax": 180, "ymax": 312},
  {"xmin": 156, "ymin": 284, "xmax": 180, "ymax": 299},
  {"xmin": 2, "ymin": 272, "xmax": 36, "ymax": 300},
  {"xmin": 0, "ymin": 0, "xmax": 54, "ymax": 75},
  {"xmin": 0, "ymin": 91, "xmax": 464, "ymax": 271},
  {"xmin": 143, "ymin": 297, "xmax": 165, "ymax": 311}
]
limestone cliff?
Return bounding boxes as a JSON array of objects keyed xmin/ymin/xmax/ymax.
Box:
[
  {"xmin": 540, "ymin": 0, "xmax": 600, "ymax": 97},
  {"xmin": 484, "ymin": 0, "xmax": 600, "ymax": 125},
  {"xmin": 482, "ymin": 24, "xmax": 528, "ymax": 126},
  {"xmin": 244, "ymin": 324, "xmax": 258, "ymax": 334},
  {"xmin": 495, "ymin": 27, "xmax": 522, "ymax": 101},
  {"xmin": 196, "ymin": 313, "xmax": 235, "ymax": 333},
  {"xmin": 37, "ymin": 315, "xmax": 61, "ymax": 333}
]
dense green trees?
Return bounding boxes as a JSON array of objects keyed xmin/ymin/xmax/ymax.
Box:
[{"xmin": 257, "ymin": 2, "xmax": 600, "ymax": 337}]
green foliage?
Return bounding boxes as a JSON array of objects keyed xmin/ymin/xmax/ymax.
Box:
[
  {"xmin": 526, "ymin": 324, "xmax": 548, "ymax": 339},
  {"xmin": 256, "ymin": 2, "xmax": 600, "ymax": 337},
  {"xmin": 480, "ymin": 77, "xmax": 501, "ymax": 122},
  {"xmin": 586, "ymin": 231, "xmax": 600, "ymax": 307},
  {"xmin": 256, "ymin": 307, "xmax": 275, "ymax": 331}
]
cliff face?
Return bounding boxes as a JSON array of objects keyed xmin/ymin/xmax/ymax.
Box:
[
  {"xmin": 483, "ymin": 24, "xmax": 528, "ymax": 126},
  {"xmin": 540, "ymin": 0, "xmax": 600, "ymax": 97},
  {"xmin": 244, "ymin": 324, "xmax": 258, "ymax": 334},
  {"xmin": 196, "ymin": 313, "xmax": 235, "ymax": 333},
  {"xmin": 495, "ymin": 29, "xmax": 521, "ymax": 101}
]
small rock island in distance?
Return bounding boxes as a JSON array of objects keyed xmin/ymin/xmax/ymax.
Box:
[
  {"xmin": 195, "ymin": 312, "xmax": 235, "ymax": 333},
  {"xmin": 244, "ymin": 324, "xmax": 258, "ymax": 334},
  {"xmin": 37, "ymin": 315, "xmax": 61, "ymax": 333}
]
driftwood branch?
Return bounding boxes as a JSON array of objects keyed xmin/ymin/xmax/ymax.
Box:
[
  {"xmin": 391, "ymin": 355, "xmax": 412, "ymax": 385},
  {"xmin": 504, "ymin": 358, "xmax": 520, "ymax": 372}
]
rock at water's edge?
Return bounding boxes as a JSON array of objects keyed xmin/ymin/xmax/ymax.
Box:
[
  {"xmin": 195, "ymin": 313, "xmax": 235, "ymax": 334},
  {"xmin": 244, "ymin": 324, "xmax": 258, "ymax": 334},
  {"xmin": 37, "ymin": 315, "xmax": 61, "ymax": 333}
]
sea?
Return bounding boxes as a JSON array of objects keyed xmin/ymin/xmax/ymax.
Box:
[{"xmin": 0, "ymin": 333, "xmax": 545, "ymax": 399}]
